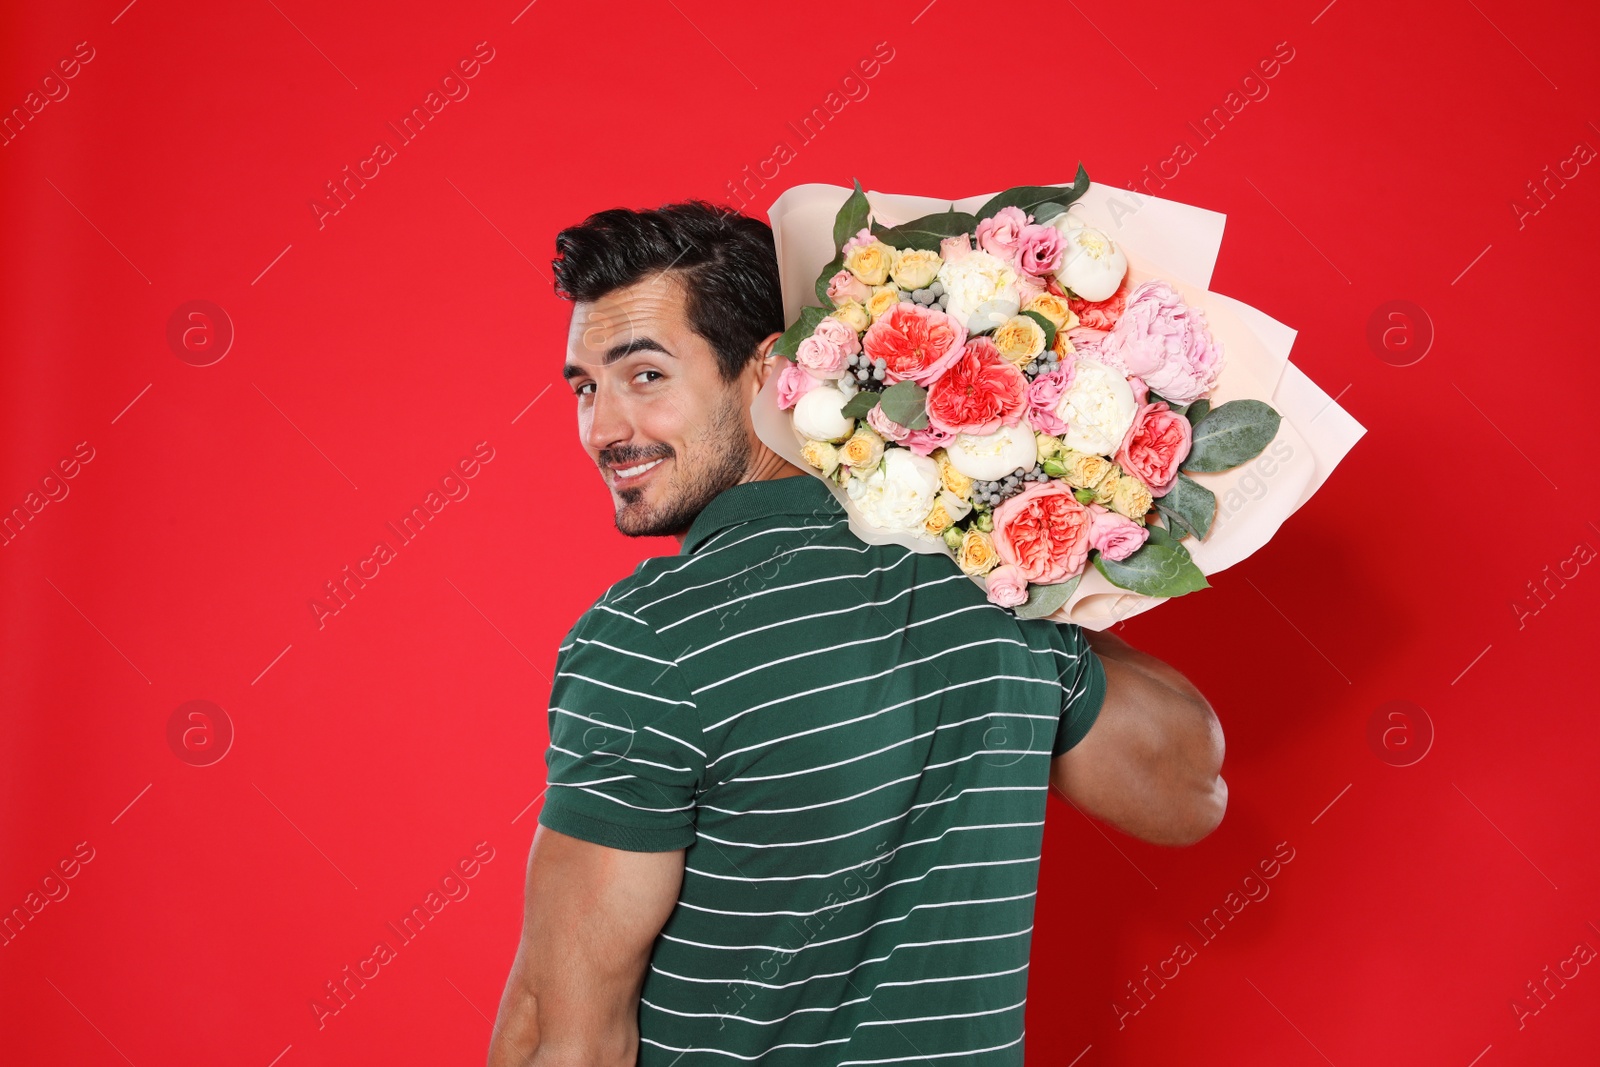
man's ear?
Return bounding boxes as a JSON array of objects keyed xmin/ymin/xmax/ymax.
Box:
[{"xmin": 750, "ymin": 331, "xmax": 786, "ymax": 391}]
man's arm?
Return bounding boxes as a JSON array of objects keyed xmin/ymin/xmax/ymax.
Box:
[
  {"xmin": 488, "ymin": 824, "xmax": 684, "ymax": 1067},
  {"xmin": 1050, "ymin": 629, "xmax": 1226, "ymax": 847}
]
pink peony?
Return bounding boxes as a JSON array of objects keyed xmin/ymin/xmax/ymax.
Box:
[
  {"xmin": 1087, "ymin": 503, "xmax": 1149, "ymax": 561},
  {"xmin": 991, "ymin": 480, "xmax": 1094, "ymax": 584},
  {"xmin": 1066, "ymin": 274, "xmax": 1132, "ymax": 330},
  {"xmin": 1116, "ymin": 391, "xmax": 1193, "ymax": 497},
  {"xmin": 975, "ymin": 206, "xmax": 1028, "ymax": 266},
  {"xmin": 826, "ymin": 269, "xmax": 871, "ymax": 306},
  {"xmin": 862, "ymin": 302, "xmax": 968, "ymax": 387},
  {"xmin": 925, "ymin": 337, "xmax": 1029, "ymax": 435},
  {"xmin": 1015, "ymin": 223, "xmax": 1064, "ymax": 278},
  {"xmin": 777, "ymin": 361, "xmax": 824, "ymax": 410},
  {"xmin": 985, "ymin": 564, "xmax": 1030, "ymax": 608},
  {"xmin": 1026, "ymin": 360, "xmax": 1077, "ymax": 436},
  {"xmin": 795, "ymin": 316, "xmax": 861, "ymax": 378},
  {"xmin": 1098, "ymin": 281, "xmax": 1223, "ymax": 405}
]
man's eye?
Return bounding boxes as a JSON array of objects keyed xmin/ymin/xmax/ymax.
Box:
[
  {"xmin": 573, "ymin": 382, "xmax": 595, "ymax": 397},
  {"xmin": 634, "ymin": 369, "xmax": 663, "ymax": 385}
]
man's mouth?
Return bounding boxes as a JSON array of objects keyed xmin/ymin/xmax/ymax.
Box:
[{"xmin": 608, "ymin": 456, "xmax": 667, "ymax": 490}]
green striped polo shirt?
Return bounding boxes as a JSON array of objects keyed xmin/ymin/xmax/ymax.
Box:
[{"xmin": 538, "ymin": 472, "xmax": 1106, "ymax": 1065}]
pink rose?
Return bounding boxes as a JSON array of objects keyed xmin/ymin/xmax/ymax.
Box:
[
  {"xmin": 841, "ymin": 227, "xmax": 876, "ymax": 256},
  {"xmin": 925, "ymin": 337, "xmax": 1029, "ymax": 435},
  {"xmin": 1098, "ymin": 280, "xmax": 1223, "ymax": 405},
  {"xmin": 826, "ymin": 269, "xmax": 871, "ymax": 306},
  {"xmin": 1026, "ymin": 360, "xmax": 1076, "ymax": 436},
  {"xmin": 1066, "ymin": 274, "xmax": 1132, "ymax": 330},
  {"xmin": 975, "ymin": 206, "xmax": 1028, "ymax": 266},
  {"xmin": 796, "ymin": 316, "xmax": 861, "ymax": 378},
  {"xmin": 777, "ymin": 361, "xmax": 824, "ymax": 410},
  {"xmin": 902, "ymin": 423, "xmax": 955, "ymax": 455},
  {"xmin": 985, "ymin": 564, "xmax": 1030, "ymax": 608},
  {"xmin": 1115, "ymin": 394, "xmax": 1193, "ymax": 497},
  {"xmin": 862, "ymin": 302, "xmax": 968, "ymax": 387},
  {"xmin": 940, "ymin": 234, "xmax": 973, "ymax": 264},
  {"xmin": 866, "ymin": 403, "xmax": 911, "ymax": 443},
  {"xmin": 1087, "ymin": 503, "xmax": 1149, "ymax": 561},
  {"xmin": 1016, "ymin": 223, "xmax": 1064, "ymax": 277},
  {"xmin": 991, "ymin": 480, "xmax": 1093, "ymax": 584}
]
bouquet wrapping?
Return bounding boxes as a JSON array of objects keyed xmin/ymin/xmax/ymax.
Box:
[{"xmin": 753, "ymin": 174, "xmax": 1365, "ymax": 630}]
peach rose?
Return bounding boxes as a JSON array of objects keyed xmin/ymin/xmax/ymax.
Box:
[{"xmin": 990, "ymin": 480, "xmax": 1093, "ymax": 584}]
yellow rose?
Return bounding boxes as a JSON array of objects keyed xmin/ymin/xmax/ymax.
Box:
[
  {"xmin": 991, "ymin": 315, "xmax": 1046, "ymax": 366},
  {"xmin": 1110, "ymin": 473, "xmax": 1153, "ymax": 521},
  {"xmin": 830, "ymin": 301, "xmax": 871, "ymax": 332},
  {"xmin": 1051, "ymin": 328, "xmax": 1076, "ymax": 359},
  {"xmin": 1058, "ymin": 448, "xmax": 1114, "ymax": 491},
  {"xmin": 934, "ymin": 449, "xmax": 973, "ymax": 500},
  {"xmin": 799, "ymin": 439, "xmax": 839, "ymax": 477},
  {"xmin": 1022, "ymin": 293, "xmax": 1078, "ymax": 332},
  {"xmin": 1036, "ymin": 432, "xmax": 1065, "ymax": 465},
  {"xmin": 956, "ymin": 528, "xmax": 1001, "ymax": 576},
  {"xmin": 844, "ymin": 239, "xmax": 895, "ymax": 286},
  {"xmin": 890, "ymin": 249, "xmax": 942, "ymax": 290},
  {"xmin": 839, "ymin": 427, "xmax": 885, "ymax": 469},
  {"xmin": 866, "ymin": 285, "xmax": 900, "ymax": 321},
  {"xmin": 923, "ymin": 500, "xmax": 954, "ymax": 536}
]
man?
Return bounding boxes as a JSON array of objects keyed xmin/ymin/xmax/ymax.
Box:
[{"xmin": 489, "ymin": 201, "xmax": 1226, "ymax": 1066}]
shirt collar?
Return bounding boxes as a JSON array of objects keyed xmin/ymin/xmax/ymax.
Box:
[{"xmin": 679, "ymin": 474, "xmax": 842, "ymax": 556}]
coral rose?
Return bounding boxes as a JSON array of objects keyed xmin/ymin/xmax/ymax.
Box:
[
  {"xmin": 925, "ymin": 337, "xmax": 1029, "ymax": 435},
  {"xmin": 1116, "ymin": 394, "xmax": 1193, "ymax": 497},
  {"xmin": 861, "ymin": 302, "xmax": 968, "ymax": 387},
  {"xmin": 990, "ymin": 480, "xmax": 1094, "ymax": 584},
  {"xmin": 1067, "ymin": 274, "xmax": 1132, "ymax": 330}
]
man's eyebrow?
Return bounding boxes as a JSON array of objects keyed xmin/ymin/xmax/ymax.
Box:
[{"xmin": 562, "ymin": 337, "xmax": 674, "ymax": 380}]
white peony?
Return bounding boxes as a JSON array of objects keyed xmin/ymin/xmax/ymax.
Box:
[
  {"xmin": 1046, "ymin": 214, "xmax": 1127, "ymax": 302},
  {"xmin": 845, "ymin": 448, "xmax": 941, "ymax": 532},
  {"xmin": 937, "ymin": 250, "xmax": 1021, "ymax": 334},
  {"xmin": 1054, "ymin": 359, "xmax": 1137, "ymax": 455},
  {"xmin": 943, "ymin": 421, "xmax": 1039, "ymax": 481},
  {"xmin": 792, "ymin": 386, "xmax": 856, "ymax": 443}
]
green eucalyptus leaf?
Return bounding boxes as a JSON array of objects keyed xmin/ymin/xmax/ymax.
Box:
[
  {"xmin": 1156, "ymin": 473, "xmax": 1216, "ymax": 540},
  {"xmin": 1184, "ymin": 398, "xmax": 1210, "ymax": 426},
  {"xmin": 1019, "ymin": 310, "xmax": 1057, "ymax": 352},
  {"xmin": 774, "ymin": 306, "xmax": 830, "ymax": 359},
  {"xmin": 1015, "ymin": 574, "xmax": 1082, "ymax": 619},
  {"xmin": 872, "ymin": 208, "xmax": 977, "ymax": 251},
  {"xmin": 878, "ymin": 380, "xmax": 929, "ymax": 430},
  {"xmin": 974, "ymin": 165, "xmax": 1091, "ymax": 222},
  {"xmin": 839, "ymin": 389, "xmax": 879, "ymax": 419},
  {"xmin": 1032, "ymin": 201, "xmax": 1068, "ymax": 223},
  {"xmin": 833, "ymin": 179, "xmax": 872, "ymax": 254},
  {"xmin": 1092, "ymin": 535, "xmax": 1209, "ymax": 598},
  {"xmin": 1183, "ymin": 399, "xmax": 1282, "ymax": 472}
]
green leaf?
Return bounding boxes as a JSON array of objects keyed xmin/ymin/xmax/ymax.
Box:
[
  {"xmin": 872, "ymin": 208, "xmax": 977, "ymax": 251},
  {"xmin": 1019, "ymin": 310, "xmax": 1057, "ymax": 352},
  {"xmin": 774, "ymin": 306, "xmax": 830, "ymax": 360},
  {"xmin": 1032, "ymin": 201, "xmax": 1068, "ymax": 223},
  {"xmin": 1015, "ymin": 574, "xmax": 1082, "ymax": 619},
  {"xmin": 833, "ymin": 179, "xmax": 872, "ymax": 254},
  {"xmin": 839, "ymin": 389, "xmax": 879, "ymax": 419},
  {"xmin": 974, "ymin": 165, "xmax": 1091, "ymax": 222},
  {"xmin": 1155, "ymin": 473, "xmax": 1216, "ymax": 540},
  {"xmin": 1182, "ymin": 399, "xmax": 1282, "ymax": 472},
  {"xmin": 1092, "ymin": 535, "xmax": 1209, "ymax": 598},
  {"xmin": 878, "ymin": 380, "xmax": 929, "ymax": 430},
  {"xmin": 814, "ymin": 253, "xmax": 846, "ymax": 307},
  {"xmin": 1184, "ymin": 398, "xmax": 1210, "ymax": 426}
]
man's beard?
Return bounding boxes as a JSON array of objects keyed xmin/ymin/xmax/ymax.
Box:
[{"xmin": 610, "ymin": 389, "xmax": 751, "ymax": 538}]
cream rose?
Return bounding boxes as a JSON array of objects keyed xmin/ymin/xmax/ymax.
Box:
[
  {"xmin": 956, "ymin": 527, "xmax": 1001, "ymax": 576},
  {"xmin": 799, "ymin": 439, "xmax": 840, "ymax": 476},
  {"xmin": 1022, "ymin": 293, "xmax": 1078, "ymax": 332},
  {"xmin": 1035, "ymin": 432, "xmax": 1064, "ymax": 465},
  {"xmin": 839, "ymin": 426, "xmax": 885, "ymax": 469},
  {"xmin": 934, "ymin": 449, "xmax": 974, "ymax": 500},
  {"xmin": 1056, "ymin": 448, "xmax": 1115, "ymax": 491},
  {"xmin": 792, "ymin": 385, "xmax": 856, "ymax": 442},
  {"xmin": 844, "ymin": 238, "xmax": 895, "ymax": 286},
  {"xmin": 991, "ymin": 315, "xmax": 1046, "ymax": 366},
  {"xmin": 943, "ymin": 422, "xmax": 1039, "ymax": 482},
  {"xmin": 890, "ymin": 248, "xmax": 943, "ymax": 291},
  {"xmin": 936, "ymin": 250, "xmax": 1021, "ymax": 334},
  {"xmin": 1053, "ymin": 358, "xmax": 1138, "ymax": 456},
  {"xmin": 845, "ymin": 448, "xmax": 941, "ymax": 532},
  {"xmin": 866, "ymin": 285, "xmax": 900, "ymax": 321},
  {"xmin": 1110, "ymin": 473, "xmax": 1153, "ymax": 521},
  {"xmin": 830, "ymin": 301, "xmax": 871, "ymax": 333}
]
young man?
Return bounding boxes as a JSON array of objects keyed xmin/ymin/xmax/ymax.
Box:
[{"xmin": 488, "ymin": 202, "xmax": 1226, "ymax": 1066}]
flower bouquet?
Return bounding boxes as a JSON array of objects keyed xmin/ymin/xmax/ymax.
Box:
[{"xmin": 753, "ymin": 170, "xmax": 1364, "ymax": 629}]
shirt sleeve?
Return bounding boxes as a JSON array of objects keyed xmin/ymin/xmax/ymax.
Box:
[
  {"xmin": 536, "ymin": 602, "xmax": 707, "ymax": 852},
  {"xmin": 1052, "ymin": 624, "xmax": 1107, "ymax": 757}
]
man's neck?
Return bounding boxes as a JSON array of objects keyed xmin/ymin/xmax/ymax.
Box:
[{"xmin": 671, "ymin": 446, "xmax": 811, "ymax": 546}]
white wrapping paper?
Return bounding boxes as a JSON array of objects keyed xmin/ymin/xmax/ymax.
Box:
[{"xmin": 754, "ymin": 182, "xmax": 1365, "ymax": 630}]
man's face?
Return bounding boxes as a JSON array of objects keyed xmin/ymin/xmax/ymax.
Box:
[{"xmin": 563, "ymin": 273, "xmax": 759, "ymax": 538}]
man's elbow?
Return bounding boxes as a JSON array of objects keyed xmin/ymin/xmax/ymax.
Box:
[{"xmin": 1167, "ymin": 700, "xmax": 1228, "ymax": 846}]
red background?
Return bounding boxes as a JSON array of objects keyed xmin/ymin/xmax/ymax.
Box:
[{"xmin": 3, "ymin": 0, "xmax": 1597, "ymax": 1063}]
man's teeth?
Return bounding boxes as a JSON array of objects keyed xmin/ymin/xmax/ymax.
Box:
[{"xmin": 618, "ymin": 458, "xmax": 664, "ymax": 478}]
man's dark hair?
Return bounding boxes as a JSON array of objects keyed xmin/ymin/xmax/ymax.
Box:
[{"xmin": 552, "ymin": 201, "xmax": 785, "ymax": 384}]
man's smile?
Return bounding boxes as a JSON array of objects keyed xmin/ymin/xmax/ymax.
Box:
[{"xmin": 607, "ymin": 455, "xmax": 668, "ymax": 490}]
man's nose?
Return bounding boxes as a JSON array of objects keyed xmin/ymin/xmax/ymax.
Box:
[{"xmin": 584, "ymin": 382, "xmax": 633, "ymax": 456}]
